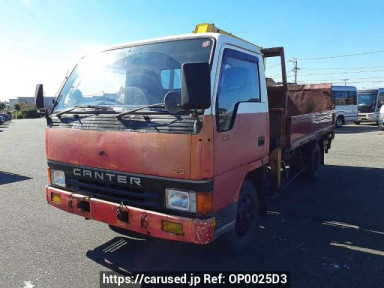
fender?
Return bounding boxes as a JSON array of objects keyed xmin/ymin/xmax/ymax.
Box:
[{"xmin": 233, "ymin": 156, "xmax": 269, "ymax": 202}]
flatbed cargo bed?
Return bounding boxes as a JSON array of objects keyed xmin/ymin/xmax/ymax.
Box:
[
  {"xmin": 268, "ymin": 83, "xmax": 334, "ymax": 150},
  {"xmin": 288, "ymin": 111, "xmax": 334, "ymax": 149}
]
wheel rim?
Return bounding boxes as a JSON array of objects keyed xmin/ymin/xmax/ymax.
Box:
[
  {"xmin": 337, "ymin": 118, "xmax": 342, "ymax": 127},
  {"xmin": 235, "ymin": 194, "xmax": 254, "ymax": 237}
]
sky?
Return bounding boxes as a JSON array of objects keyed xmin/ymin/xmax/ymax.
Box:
[{"xmin": 0, "ymin": 0, "xmax": 383, "ymax": 102}]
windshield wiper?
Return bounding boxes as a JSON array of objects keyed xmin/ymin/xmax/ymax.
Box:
[
  {"xmin": 116, "ymin": 103, "xmax": 164, "ymax": 119},
  {"xmin": 56, "ymin": 105, "xmax": 114, "ymax": 118}
]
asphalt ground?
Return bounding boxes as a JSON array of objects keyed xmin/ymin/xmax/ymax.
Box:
[{"xmin": 0, "ymin": 119, "xmax": 383, "ymax": 288}]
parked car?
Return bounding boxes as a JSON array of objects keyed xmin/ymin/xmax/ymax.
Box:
[
  {"xmin": 0, "ymin": 115, "xmax": 5, "ymax": 125},
  {"xmin": 0, "ymin": 113, "xmax": 9, "ymax": 121}
]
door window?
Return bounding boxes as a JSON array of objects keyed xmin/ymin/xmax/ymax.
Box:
[{"xmin": 216, "ymin": 49, "xmax": 260, "ymax": 132}]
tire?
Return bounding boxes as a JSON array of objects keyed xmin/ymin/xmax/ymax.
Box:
[
  {"xmin": 220, "ymin": 180, "xmax": 259, "ymax": 252},
  {"xmin": 335, "ymin": 116, "xmax": 343, "ymax": 128},
  {"xmin": 303, "ymin": 143, "xmax": 321, "ymax": 182},
  {"xmin": 354, "ymin": 121, "xmax": 361, "ymax": 125},
  {"xmin": 379, "ymin": 120, "xmax": 384, "ymax": 131}
]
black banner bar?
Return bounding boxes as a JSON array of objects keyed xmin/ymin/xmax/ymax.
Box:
[{"xmin": 99, "ymin": 271, "xmax": 291, "ymax": 288}]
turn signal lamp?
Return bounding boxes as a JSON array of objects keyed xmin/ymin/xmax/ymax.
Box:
[
  {"xmin": 197, "ymin": 192, "xmax": 213, "ymax": 214},
  {"xmin": 51, "ymin": 193, "xmax": 62, "ymax": 205},
  {"xmin": 162, "ymin": 220, "xmax": 184, "ymax": 235},
  {"xmin": 48, "ymin": 168, "xmax": 52, "ymax": 184}
]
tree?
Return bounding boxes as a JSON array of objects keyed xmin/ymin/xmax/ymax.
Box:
[
  {"xmin": 14, "ymin": 103, "xmax": 21, "ymax": 111},
  {"xmin": 12, "ymin": 102, "xmax": 39, "ymax": 119},
  {"xmin": 0, "ymin": 102, "xmax": 5, "ymax": 112}
]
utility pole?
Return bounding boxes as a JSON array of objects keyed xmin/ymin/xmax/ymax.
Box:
[
  {"xmin": 341, "ymin": 79, "xmax": 349, "ymax": 86},
  {"xmin": 289, "ymin": 58, "xmax": 299, "ymax": 84}
]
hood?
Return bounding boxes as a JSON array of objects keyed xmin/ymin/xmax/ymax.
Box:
[{"xmin": 46, "ymin": 128, "xmax": 192, "ymax": 179}]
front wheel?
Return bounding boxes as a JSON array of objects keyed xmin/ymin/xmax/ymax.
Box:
[
  {"xmin": 354, "ymin": 121, "xmax": 361, "ymax": 125},
  {"xmin": 335, "ymin": 116, "xmax": 343, "ymax": 128},
  {"xmin": 220, "ymin": 180, "xmax": 259, "ymax": 252}
]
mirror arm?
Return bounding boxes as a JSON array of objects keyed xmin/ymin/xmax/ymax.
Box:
[
  {"xmin": 37, "ymin": 108, "xmax": 52, "ymax": 125},
  {"xmin": 191, "ymin": 109, "xmax": 201, "ymax": 123},
  {"xmin": 192, "ymin": 110, "xmax": 203, "ymax": 134}
]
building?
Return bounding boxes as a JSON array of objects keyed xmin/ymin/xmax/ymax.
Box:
[{"xmin": 8, "ymin": 97, "xmax": 56, "ymax": 110}]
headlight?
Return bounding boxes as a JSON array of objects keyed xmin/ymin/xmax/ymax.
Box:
[
  {"xmin": 51, "ymin": 169, "xmax": 66, "ymax": 187},
  {"xmin": 165, "ymin": 189, "xmax": 196, "ymax": 212}
]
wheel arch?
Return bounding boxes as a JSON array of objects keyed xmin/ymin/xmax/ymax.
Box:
[
  {"xmin": 232, "ymin": 158, "xmax": 267, "ymax": 202},
  {"xmin": 232, "ymin": 162, "xmax": 268, "ymax": 216}
]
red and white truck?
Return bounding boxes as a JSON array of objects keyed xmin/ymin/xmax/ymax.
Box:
[{"xmin": 36, "ymin": 23, "xmax": 335, "ymax": 247}]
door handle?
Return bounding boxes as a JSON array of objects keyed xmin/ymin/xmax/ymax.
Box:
[{"xmin": 258, "ymin": 136, "xmax": 265, "ymax": 146}]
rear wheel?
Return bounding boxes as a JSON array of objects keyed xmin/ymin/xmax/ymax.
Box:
[
  {"xmin": 354, "ymin": 121, "xmax": 361, "ymax": 125},
  {"xmin": 303, "ymin": 143, "xmax": 321, "ymax": 182},
  {"xmin": 335, "ymin": 116, "xmax": 343, "ymax": 128}
]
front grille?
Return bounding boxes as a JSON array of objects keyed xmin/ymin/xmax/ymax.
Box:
[
  {"xmin": 66, "ymin": 175, "xmax": 163, "ymax": 210},
  {"xmin": 48, "ymin": 160, "xmax": 214, "ymax": 217},
  {"xmin": 358, "ymin": 106, "xmax": 374, "ymax": 113},
  {"xmin": 50, "ymin": 113, "xmax": 198, "ymax": 134}
]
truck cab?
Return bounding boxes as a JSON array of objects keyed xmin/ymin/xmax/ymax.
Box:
[{"xmin": 36, "ymin": 24, "xmax": 334, "ymax": 247}]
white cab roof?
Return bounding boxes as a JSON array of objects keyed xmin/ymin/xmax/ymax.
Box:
[{"xmin": 101, "ymin": 33, "xmax": 262, "ymax": 55}]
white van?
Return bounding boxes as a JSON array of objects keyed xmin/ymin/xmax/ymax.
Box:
[{"xmin": 332, "ymin": 86, "xmax": 358, "ymax": 128}]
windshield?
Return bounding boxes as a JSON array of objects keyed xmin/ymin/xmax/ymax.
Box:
[
  {"xmin": 358, "ymin": 93, "xmax": 377, "ymax": 106},
  {"xmin": 53, "ymin": 38, "xmax": 213, "ymax": 112}
]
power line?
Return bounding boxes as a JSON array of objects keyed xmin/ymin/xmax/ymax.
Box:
[
  {"xmin": 298, "ymin": 69, "xmax": 384, "ymax": 77},
  {"xmin": 265, "ymin": 63, "xmax": 281, "ymax": 70},
  {"xmin": 346, "ymin": 80, "xmax": 384, "ymax": 84},
  {"xmin": 267, "ymin": 72, "xmax": 294, "ymax": 78},
  {"xmin": 300, "ymin": 65, "xmax": 384, "ymax": 70},
  {"xmin": 298, "ymin": 79, "xmax": 384, "ymax": 84},
  {"xmin": 297, "ymin": 76, "xmax": 383, "ymax": 83},
  {"xmin": 298, "ymin": 49, "xmax": 384, "ymax": 61}
]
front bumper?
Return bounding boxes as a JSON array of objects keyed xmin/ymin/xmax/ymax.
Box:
[
  {"xmin": 46, "ymin": 186, "xmax": 215, "ymax": 244},
  {"xmin": 358, "ymin": 113, "xmax": 378, "ymax": 122}
]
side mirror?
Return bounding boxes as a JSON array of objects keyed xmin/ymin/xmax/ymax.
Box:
[
  {"xmin": 35, "ymin": 84, "xmax": 45, "ymax": 111},
  {"xmin": 181, "ymin": 62, "xmax": 211, "ymax": 110}
]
